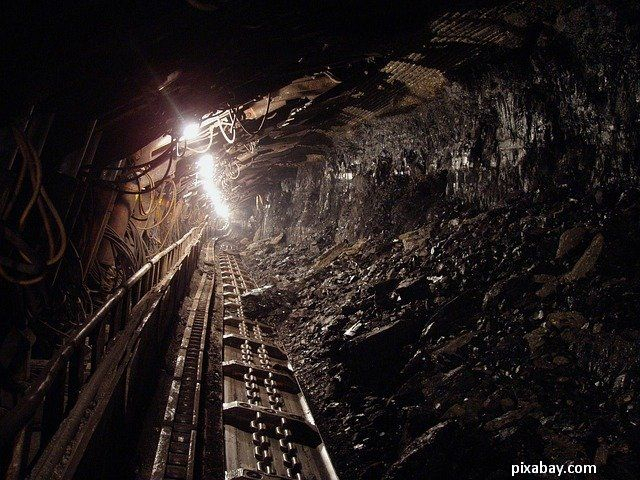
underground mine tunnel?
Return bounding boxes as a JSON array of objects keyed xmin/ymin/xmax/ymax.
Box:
[{"xmin": 1, "ymin": 1, "xmax": 639, "ymax": 479}]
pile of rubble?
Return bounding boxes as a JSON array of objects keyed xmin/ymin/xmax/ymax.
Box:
[{"xmin": 242, "ymin": 187, "xmax": 640, "ymax": 480}]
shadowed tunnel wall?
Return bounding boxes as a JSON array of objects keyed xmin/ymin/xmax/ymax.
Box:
[{"xmin": 250, "ymin": 1, "xmax": 640, "ymax": 244}]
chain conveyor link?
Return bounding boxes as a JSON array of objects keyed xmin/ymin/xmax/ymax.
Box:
[{"xmin": 217, "ymin": 248, "xmax": 339, "ymax": 480}]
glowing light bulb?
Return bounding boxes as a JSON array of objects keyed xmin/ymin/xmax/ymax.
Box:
[
  {"xmin": 206, "ymin": 186, "xmax": 230, "ymax": 219},
  {"xmin": 202, "ymin": 180, "xmax": 216, "ymax": 198},
  {"xmin": 215, "ymin": 202, "xmax": 230, "ymax": 219},
  {"xmin": 182, "ymin": 122, "xmax": 200, "ymax": 140},
  {"xmin": 195, "ymin": 153, "xmax": 230, "ymax": 219},
  {"xmin": 197, "ymin": 154, "xmax": 215, "ymax": 179}
]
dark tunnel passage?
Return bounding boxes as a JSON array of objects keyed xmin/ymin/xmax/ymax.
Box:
[{"xmin": 1, "ymin": 1, "xmax": 640, "ymax": 479}]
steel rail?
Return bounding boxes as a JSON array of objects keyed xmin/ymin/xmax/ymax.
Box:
[
  {"xmin": 151, "ymin": 241, "xmax": 216, "ymax": 480},
  {"xmin": 30, "ymin": 228, "xmax": 206, "ymax": 480}
]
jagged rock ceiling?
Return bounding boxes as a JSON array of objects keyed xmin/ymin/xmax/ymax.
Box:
[{"xmin": 2, "ymin": 0, "xmax": 539, "ymax": 200}]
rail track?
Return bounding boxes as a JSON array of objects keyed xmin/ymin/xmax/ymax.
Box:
[
  {"xmin": 217, "ymin": 248, "xmax": 339, "ymax": 480},
  {"xmin": 150, "ymin": 242, "xmax": 338, "ymax": 479},
  {"xmin": 151, "ymin": 243, "xmax": 216, "ymax": 480}
]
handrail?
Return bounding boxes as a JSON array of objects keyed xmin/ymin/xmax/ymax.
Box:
[
  {"xmin": 0, "ymin": 223, "xmax": 207, "ymax": 468},
  {"xmin": 0, "ymin": 292, "xmax": 123, "ymax": 450}
]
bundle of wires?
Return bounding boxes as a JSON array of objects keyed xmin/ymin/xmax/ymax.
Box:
[
  {"xmin": 83, "ymin": 139, "xmax": 180, "ymax": 292},
  {"xmin": 125, "ymin": 219, "xmax": 149, "ymax": 266},
  {"xmin": 86, "ymin": 140, "xmax": 175, "ymax": 195},
  {"xmin": 87, "ymin": 257, "xmax": 119, "ymax": 294},
  {"xmin": 87, "ymin": 223, "xmax": 139, "ymax": 293},
  {"xmin": 176, "ymin": 124, "xmax": 215, "ymax": 155},
  {"xmin": 0, "ymin": 127, "xmax": 67, "ymax": 285},
  {"xmin": 134, "ymin": 178, "xmax": 177, "ymax": 230},
  {"xmin": 53, "ymin": 240, "xmax": 93, "ymax": 332}
]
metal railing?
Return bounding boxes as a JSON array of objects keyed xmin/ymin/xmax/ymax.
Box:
[{"xmin": 0, "ymin": 222, "xmax": 207, "ymax": 479}]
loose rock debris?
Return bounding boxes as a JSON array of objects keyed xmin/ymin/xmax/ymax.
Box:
[{"xmin": 242, "ymin": 189, "xmax": 640, "ymax": 480}]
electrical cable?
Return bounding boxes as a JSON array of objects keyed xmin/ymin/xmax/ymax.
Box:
[
  {"xmin": 103, "ymin": 224, "xmax": 138, "ymax": 273},
  {"xmin": 125, "ymin": 220, "xmax": 148, "ymax": 266},
  {"xmin": 15, "ymin": 127, "xmax": 42, "ymax": 232},
  {"xmin": 99, "ymin": 150, "xmax": 173, "ymax": 194},
  {"xmin": 2, "ymin": 135, "xmax": 27, "ymax": 221},
  {"xmin": 105, "ymin": 153, "xmax": 169, "ymax": 184},
  {"xmin": 186, "ymin": 124, "xmax": 214, "ymax": 153},
  {"xmin": 158, "ymin": 195, "xmax": 182, "ymax": 250},
  {"xmin": 137, "ymin": 179, "xmax": 177, "ymax": 230},
  {"xmin": 15, "ymin": 129, "xmax": 54, "ymax": 263},
  {"xmin": 228, "ymin": 162, "xmax": 240, "ymax": 180},
  {"xmin": 39, "ymin": 188, "xmax": 67, "ymax": 265},
  {"xmin": 37, "ymin": 195, "xmax": 55, "ymax": 260},
  {"xmin": 0, "ymin": 225, "xmax": 45, "ymax": 285},
  {"xmin": 134, "ymin": 176, "xmax": 150, "ymax": 217},
  {"xmin": 217, "ymin": 112, "xmax": 236, "ymax": 144},
  {"xmin": 68, "ymin": 239, "xmax": 93, "ymax": 318},
  {"xmin": 0, "ymin": 128, "xmax": 67, "ymax": 284},
  {"xmin": 141, "ymin": 174, "xmax": 161, "ymax": 216},
  {"xmin": 235, "ymin": 92, "xmax": 272, "ymax": 136},
  {"xmin": 131, "ymin": 173, "xmax": 159, "ymax": 220},
  {"xmin": 85, "ymin": 143, "xmax": 173, "ymax": 172},
  {"xmin": 175, "ymin": 139, "xmax": 187, "ymax": 158}
]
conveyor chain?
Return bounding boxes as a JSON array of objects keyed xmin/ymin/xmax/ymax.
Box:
[{"xmin": 217, "ymin": 249, "xmax": 339, "ymax": 480}]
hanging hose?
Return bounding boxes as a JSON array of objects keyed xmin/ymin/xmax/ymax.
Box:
[
  {"xmin": 217, "ymin": 111, "xmax": 237, "ymax": 144},
  {"xmin": 137, "ymin": 179, "xmax": 177, "ymax": 230},
  {"xmin": 186, "ymin": 124, "xmax": 214, "ymax": 153},
  {"xmin": 0, "ymin": 128, "xmax": 67, "ymax": 285}
]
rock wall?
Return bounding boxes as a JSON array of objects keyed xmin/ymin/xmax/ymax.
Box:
[
  {"xmin": 243, "ymin": 188, "xmax": 640, "ymax": 480},
  {"xmin": 252, "ymin": 0, "xmax": 640, "ymax": 244},
  {"xmin": 239, "ymin": 4, "xmax": 640, "ymax": 479}
]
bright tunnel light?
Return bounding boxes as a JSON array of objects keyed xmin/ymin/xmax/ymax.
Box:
[
  {"xmin": 214, "ymin": 201, "xmax": 230, "ymax": 219},
  {"xmin": 196, "ymin": 153, "xmax": 230, "ymax": 219},
  {"xmin": 207, "ymin": 185, "xmax": 230, "ymax": 219},
  {"xmin": 182, "ymin": 122, "xmax": 200, "ymax": 140},
  {"xmin": 197, "ymin": 154, "xmax": 215, "ymax": 179}
]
